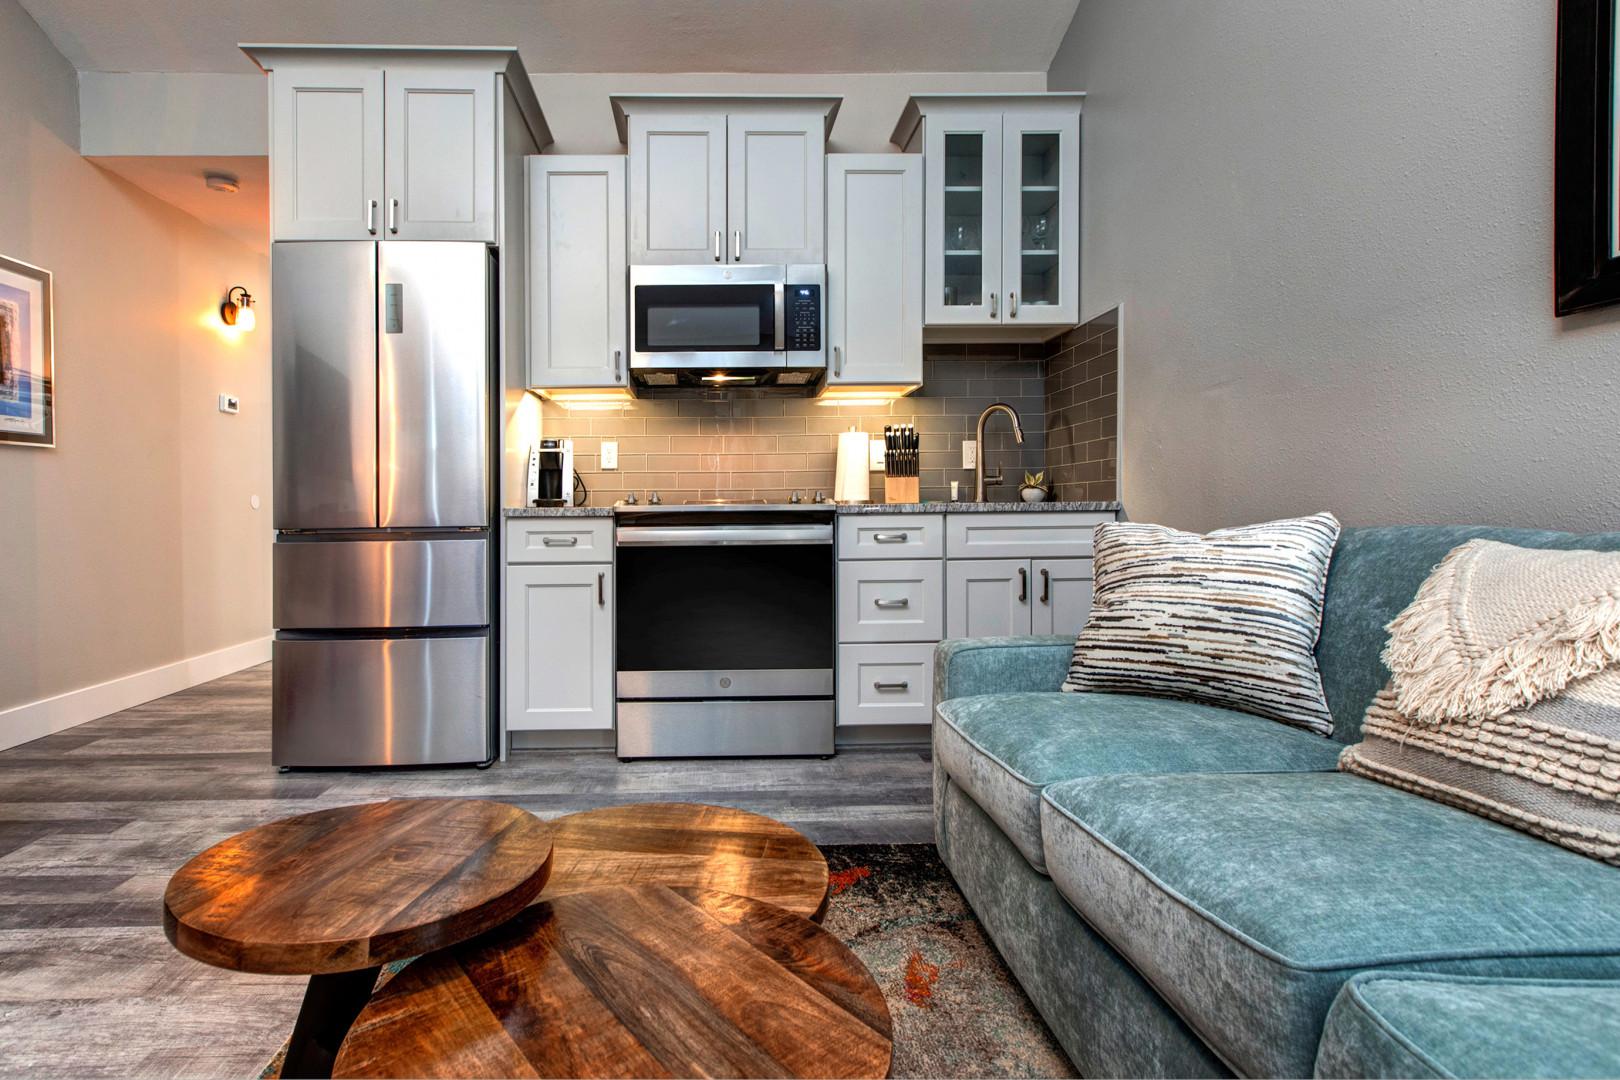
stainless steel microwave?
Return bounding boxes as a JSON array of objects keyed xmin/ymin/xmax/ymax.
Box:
[{"xmin": 629, "ymin": 264, "xmax": 825, "ymax": 388}]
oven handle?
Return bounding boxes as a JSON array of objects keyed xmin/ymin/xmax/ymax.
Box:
[{"xmin": 615, "ymin": 524, "xmax": 833, "ymax": 547}]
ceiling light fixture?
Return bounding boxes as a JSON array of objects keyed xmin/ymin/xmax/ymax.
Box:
[{"xmin": 220, "ymin": 286, "xmax": 256, "ymax": 331}]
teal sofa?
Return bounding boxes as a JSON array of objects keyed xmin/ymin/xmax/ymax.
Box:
[{"xmin": 931, "ymin": 526, "xmax": 1620, "ymax": 1078}]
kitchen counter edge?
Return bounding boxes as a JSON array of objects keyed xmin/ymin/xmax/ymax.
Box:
[{"xmin": 503, "ymin": 501, "xmax": 1120, "ymax": 518}]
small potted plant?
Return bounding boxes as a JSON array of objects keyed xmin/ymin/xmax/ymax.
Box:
[{"xmin": 1020, "ymin": 471, "xmax": 1050, "ymax": 503}]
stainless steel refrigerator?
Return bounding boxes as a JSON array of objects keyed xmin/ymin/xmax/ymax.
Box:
[{"xmin": 270, "ymin": 241, "xmax": 496, "ymax": 768}]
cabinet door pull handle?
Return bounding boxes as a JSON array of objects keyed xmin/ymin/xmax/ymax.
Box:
[
  {"xmin": 541, "ymin": 536, "xmax": 579, "ymax": 547},
  {"xmin": 1040, "ymin": 567, "xmax": 1051, "ymax": 604},
  {"xmin": 1010, "ymin": 291, "xmax": 1019, "ymax": 318},
  {"xmin": 387, "ymin": 197, "xmax": 399, "ymax": 234},
  {"xmin": 989, "ymin": 292, "xmax": 998, "ymax": 318},
  {"xmin": 833, "ymin": 345, "xmax": 842, "ymax": 377},
  {"xmin": 597, "ymin": 571, "xmax": 605, "ymax": 606},
  {"xmin": 713, "ymin": 230, "xmax": 722, "ymax": 261},
  {"xmin": 733, "ymin": 230, "xmax": 742, "ymax": 261},
  {"xmin": 873, "ymin": 532, "xmax": 908, "ymax": 543},
  {"xmin": 366, "ymin": 199, "xmax": 378, "ymax": 235},
  {"xmin": 614, "ymin": 348, "xmax": 623, "ymax": 382},
  {"xmin": 1018, "ymin": 566, "xmax": 1029, "ymax": 603},
  {"xmin": 874, "ymin": 598, "xmax": 910, "ymax": 609},
  {"xmin": 874, "ymin": 680, "xmax": 910, "ymax": 692}
]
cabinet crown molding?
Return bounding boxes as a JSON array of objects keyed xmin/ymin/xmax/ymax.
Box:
[
  {"xmin": 888, "ymin": 91, "xmax": 1085, "ymax": 151},
  {"xmin": 609, "ymin": 94, "xmax": 842, "ymax": 144}
]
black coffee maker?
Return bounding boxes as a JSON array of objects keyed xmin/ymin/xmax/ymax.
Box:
[{"xmin": 527, "ymin": 438, "xmax": 575, "ymax": 506}]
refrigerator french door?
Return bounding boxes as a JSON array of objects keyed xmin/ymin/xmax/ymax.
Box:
[{"xmin": 271, "ymin": 241, "xmax": 495, "ymax": 767}]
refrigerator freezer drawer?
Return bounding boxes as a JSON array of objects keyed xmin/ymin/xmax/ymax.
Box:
[
  {"xmin": 272, "ymin": 636, "xmax": 490, "ymax": 767},
  {"xmin": 273, "ymin": 537, "xmax": 488, "ymax": 630}
]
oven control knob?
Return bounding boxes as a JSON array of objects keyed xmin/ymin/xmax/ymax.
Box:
[
  {"xmin": 648, "ymin": 490, "xmax": 662, "ymax": 505},
  {"xmin": 789, "ymin": 490, "xmax": 803, "ymax": 504},
  {"xmin": 719, "ymin": 677, "xmax": 732, "ymax": 689},
  {"xmin": 624, "ymin": 492, "xmax": 638, "ymax": 505}
]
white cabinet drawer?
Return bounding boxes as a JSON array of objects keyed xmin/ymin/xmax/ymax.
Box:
[
  {"xmin": 837, "ymin": 559, "xmax": 943, "ymax": 643},
  {"xmin": 837, "ymin": 643, "xmax": 935, "ymax": 727},
  {"xmin": 945, "ymin": 512, "xmax": 1110, "ymax": 560},
  {"xmin": 505, "ymin": 518, "xmax": 613, "ymax": 563},
  {"xmin": 837, "ymin": 514, "xmax": 942, "ymax": 559}
]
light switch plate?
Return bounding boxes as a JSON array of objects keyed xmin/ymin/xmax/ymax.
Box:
[
  {"xmin": 600, "ymin": 440, "xmax": 618, "ymax": 470},
  {"xmin": 869, "ymin": 440, "xmax": 885, "ymax": 471},
  {"xmin": 961, "ymin": 439, "xmax": 977, "ymax": 469},
  {"xmin": 218, "ymin": 394, "xmax": 240, "ymax": 415}
]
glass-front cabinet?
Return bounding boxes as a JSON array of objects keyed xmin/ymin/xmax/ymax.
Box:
[{"xmin": 896, "ymin": 95, "xmax": 1082, "ymax": 332}]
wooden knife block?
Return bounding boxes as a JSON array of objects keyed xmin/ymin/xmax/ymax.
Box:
[{"xmin": 884, "ymin": 476, "xmax": 919, "ymax": 504}]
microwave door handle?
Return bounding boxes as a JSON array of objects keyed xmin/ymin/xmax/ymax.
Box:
[{"xmin": 773, "ymin": 283, "xmax": 786, "ymax": 350}]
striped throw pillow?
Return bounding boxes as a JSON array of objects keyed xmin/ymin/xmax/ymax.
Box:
[{"xmin": 1062, "ymin": 513, "xmax": 1341, "ymax": 736}]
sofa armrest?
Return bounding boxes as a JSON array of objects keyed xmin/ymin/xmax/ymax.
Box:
[{"xmin": 933, "ymin": 636, "xmax": 1074, "ymax": 704}]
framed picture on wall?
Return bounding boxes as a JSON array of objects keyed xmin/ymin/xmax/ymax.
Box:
[
  {"xmin": 0, "ymin": 253, "xmax": 55, "ymax": 447},
  {"xmin": 1555, "ymin": 0, "xmax": 1620, "ymax": 315}
]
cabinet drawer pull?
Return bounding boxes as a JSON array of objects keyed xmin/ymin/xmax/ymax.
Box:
[
  {"xmin": 733, "ymin": 230, "xmax": 742, "ymax": 261},
  {"xmin": 1040, "ymin": 567, "xmax": 1051, "ymax": 604},
  {"xmin": 366, "ymin": 198, "xmax": 378, "ymax": 235},
  {"xmin": 833, "ymin": 345, "xmax": 842, "ymax": 377},
  {"xmin": 873, "ymin": 598, "xmax": 910, "ymax": 609},
  {"xmin": 597, "ymin": 571, "xmax": 605, "ymax": 606},
  {"xmin": 873, "ymin": 532, "xmax": 909, "ymax": 543},
  {"xmin": 1009, "ymin": 290, "xmax": 1019, "ymax": 318},
  {"xmin": 873, "ymin": 680, "xmax": 911, "ymax": 692},
  {"xmin": 713, "ymin": 230, "xmax": 722, "ymax": 261},
  {"xmin": 1018, "ymin": 566, "xmax": 1028, "ymax": 603},
  {"xmin": 541, "ymin": 536, "xmax": 579, "ymax": 547},
  {"xmin": 614, "ymin": 348, "xmax": 623, "ymax": 382},
  {"xmin": 989, "ymin": 292, "xmax": 998, "ymax": 318},
  {"xmin": 387, "ymin": 197, "xmax": 399, "ymax": 235}
]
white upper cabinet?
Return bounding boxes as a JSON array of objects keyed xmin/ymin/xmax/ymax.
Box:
[
  {"xmin": 270, "ymin": 67, "xmax": 385, "ymax": 240},
  {"xmin": 248, "ymin": 46, "xmax": 550, "ymax": 244},
  {"xmin": 627, "ymin": 113, "xmax": 727, "ymax": 264},
  {"xmin": 615, "ymin": 97, "xmax": 838, "ymax": 266},
  {"xmin": 893, "ymin": 94, "xmax": 1083, "ymax": 336},
  {"xmin": 384, "ymin": 66, "xmax": 496, "ymax": 241},
  {"xmin": 527, "ymin": 156, "xmax": 627, "ymax": 389},
  {"xmin": 825, "ymin": 154, "xmax": 923, "ymax": 389},
  {"xmin": 728, "ymin": 112, "xmax": 824, "ymax": 264}
]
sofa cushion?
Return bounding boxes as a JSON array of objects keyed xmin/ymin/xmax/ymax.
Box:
[
  {"xmin": 1316, "ymin": 527, "xmax": 1620, "ymax": 744},
  {"xmin": 934, "ymin": 691, "xmax": 1343, "ymax": 873},
  {"xmin": 1314, "ymin": 973, "xmax": 1620, "ymax": 1079},
  {"xmin": 1040, "ymin": 771, "xmax": 1620, "ymax": 1078}
]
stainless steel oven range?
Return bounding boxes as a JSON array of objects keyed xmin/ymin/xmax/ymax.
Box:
[{"xmin": 614, "ymin": 501, "xmax": 835, "ymax": 758}]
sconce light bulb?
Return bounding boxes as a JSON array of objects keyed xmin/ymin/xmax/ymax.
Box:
[{"xmin": 236, "ymin": 302, "xmax": 256, "ymax": 332}]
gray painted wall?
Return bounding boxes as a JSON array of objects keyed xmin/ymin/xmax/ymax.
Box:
[{"xmin": 1049, "ymin": 1, "xmax": 1620, "ymax": 532}]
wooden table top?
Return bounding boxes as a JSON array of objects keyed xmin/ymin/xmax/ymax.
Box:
[
  {"xmin": 333, "ymin": 884, "xmax": 893, "ymax": 1079},
  {"xmin": 164, "ymin": 799, "xmax": 554, "ymax": 975},
  {"xmin": 540, "ymin": 802, "xmax": 831, "ymax": 921}
]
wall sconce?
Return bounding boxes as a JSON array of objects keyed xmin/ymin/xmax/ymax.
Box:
[{"xmin": 220, "ymin": 286, "xmax": 256, "ymax": 332}]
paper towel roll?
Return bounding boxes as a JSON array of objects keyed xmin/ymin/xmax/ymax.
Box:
[{"xmin": 834, "ymin": 429, "xmax": 870, "ymax": 503}]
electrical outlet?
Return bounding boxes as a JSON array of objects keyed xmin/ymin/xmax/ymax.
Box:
[
  {"xmin": 962, "ymin": 439, "xmax": 977, "ymax": 469},
  {"xmin": 600, "ymin": 440, "xmax": 618, "ymax": 470},
  {"xmin": 218, "ymin": 393, "xmax": 240, "ymax": 415},
  {"xmin": 869, "ymin": 439, "xmax": 885, "ymax": 471}
]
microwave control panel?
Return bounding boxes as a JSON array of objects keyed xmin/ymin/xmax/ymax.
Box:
[{"xmin": 786, "ymin": 285, "xmax": 822, "ymax": 352}]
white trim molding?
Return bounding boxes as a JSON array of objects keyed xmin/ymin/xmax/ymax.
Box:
[{"xmin": 0, "ymin": 636, "xmax": 271, "ymax": 752}]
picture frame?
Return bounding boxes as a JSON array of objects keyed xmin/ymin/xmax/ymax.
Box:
[
  {"xmin": 1554, "ymin": 0, "xmax": 1620, "ymax": 316},
  {"xmin": 0, "ymin": 253, "xmax": 55, "ymax": 447}
]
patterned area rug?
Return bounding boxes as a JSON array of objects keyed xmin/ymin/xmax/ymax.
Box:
[{"xmin": 261, "ymin": 843, "xmax": 1074, "ymax": 1079}]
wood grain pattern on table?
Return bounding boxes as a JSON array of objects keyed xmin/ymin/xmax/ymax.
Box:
[
  {"xmin": 541, "ymin": 802, "xmax": 831, "ymax": 921},
  {"xmin": 163, "ymin": 799, "xmax": 554, "ymax": 974},
  {"xmin": 333, "ymin": 884, "xmax": 893, "ymax": 1079}
]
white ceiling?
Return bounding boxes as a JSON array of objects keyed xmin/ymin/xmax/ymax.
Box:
[{"xmin": 20, "ymin": 0, "xmax": 1081, "ymax": 75}]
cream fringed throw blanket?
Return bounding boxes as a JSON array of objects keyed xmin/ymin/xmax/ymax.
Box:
[{"xmin": 1339, "ymin": 540, "xmax": 1620, "ymax": 865}]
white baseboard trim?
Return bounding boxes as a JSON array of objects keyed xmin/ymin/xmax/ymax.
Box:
[{"xmin": 0, "ymin": 636, "xmax": 272, "ymax": 752}]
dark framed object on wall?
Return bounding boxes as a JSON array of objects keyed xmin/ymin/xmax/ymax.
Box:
[{"xmin": 1555, "ymin": 0, "xmax": 1620, "ymax": 316}]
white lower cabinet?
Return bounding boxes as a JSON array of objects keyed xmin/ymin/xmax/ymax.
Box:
[
  {"xmin": 504, "ymin": 562, "xmax": 614, "ymax": 731},
  {"xmin": 837, "ymin": 559, "xmax": 943, "ymax": 643},
  {"xmin": 837, "ymin": 643, "xmax": 935, "ymax": 726},
  {"xmin": 946, "ymin": 556, "xmax": 1095, "ymax": 638},
  {"xmin": 1031, "ymin": 557, "xmax": 1095, "ymax": 637}
]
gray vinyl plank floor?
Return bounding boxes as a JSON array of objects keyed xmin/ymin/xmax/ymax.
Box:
[{"xmin": 0, "ymin": 663, "xmax": 934, "ymax": 1078}]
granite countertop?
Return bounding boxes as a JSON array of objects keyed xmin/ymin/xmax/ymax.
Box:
[{"xmin": 835, "ymin": 500, "xmax": 1122, "ymax": 514}]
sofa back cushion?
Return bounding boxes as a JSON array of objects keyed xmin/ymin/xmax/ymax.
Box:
[{"xmin": 1317, "ymin": 526, "xmax": 1620, "ymax": 744}]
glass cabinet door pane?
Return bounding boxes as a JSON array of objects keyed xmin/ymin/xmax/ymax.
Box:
[
  {"xmin": 1018, "ymin": 131, "xmax": 1061, "ymax": 308},
  {"xmin": 942, "ymin": 132, "xmax": 984, "ymax": 307}
]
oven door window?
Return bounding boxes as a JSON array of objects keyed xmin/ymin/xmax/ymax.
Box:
[
  {"xmin": 616, "ymin": 545, "xmax": 833, "ymax": 672},
  {"xmin": 635, "ymin": 284, "xmax": 776, "ymax": 352}
]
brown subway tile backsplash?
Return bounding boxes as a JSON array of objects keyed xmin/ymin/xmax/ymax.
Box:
[{"xmin": 1044, "ymin": 306, "xmax": 1122, "ymax": 503}]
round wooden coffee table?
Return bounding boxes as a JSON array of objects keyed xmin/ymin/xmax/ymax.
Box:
[
  {"xmin": 333, "ymin": 884, "xmax": 893, "ymax": 1079},
  {"xmin": 164, "ymin": 799, "xmax": 553, "ymax": 1079},
  {"xmin": 541, "ymin": 802, "xmax": 831, "ymax": 920}
]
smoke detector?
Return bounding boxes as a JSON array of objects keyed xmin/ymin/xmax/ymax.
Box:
[{"xmin": 204, "ymin": 171, "xmax": 240, "ymax": 194}]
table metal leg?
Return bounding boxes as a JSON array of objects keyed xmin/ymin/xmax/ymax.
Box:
[{"xmin": 279, "ymin": 965, "xmax": 382, "ymax": 1079}]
